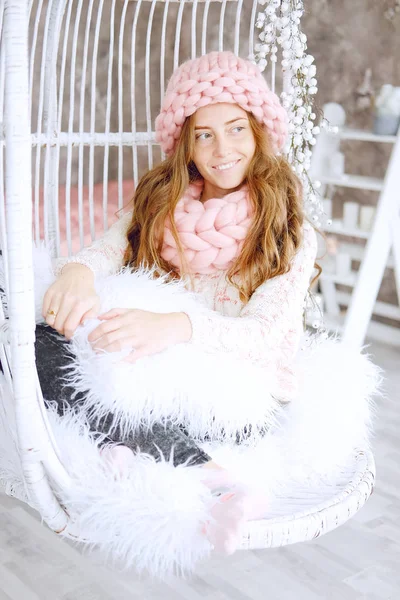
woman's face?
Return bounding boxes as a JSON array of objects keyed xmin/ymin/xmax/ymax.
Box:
[{"xmin": 191, "ymin": 103, "xmax": 256, "ymax": 200}]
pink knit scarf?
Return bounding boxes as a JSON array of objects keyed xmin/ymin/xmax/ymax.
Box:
[{"xmin": 161, "ymin": 180, "xmax": 254, "ymax": 275}]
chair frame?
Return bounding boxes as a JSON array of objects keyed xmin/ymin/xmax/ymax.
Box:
[{"xmin": 0, "ymin": 0, "xmax": 375, "ymax": 551}]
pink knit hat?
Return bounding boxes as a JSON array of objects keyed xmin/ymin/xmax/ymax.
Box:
[{"xmin": 155, "ymin": 51, "xmax": 288, "ymax": 156}]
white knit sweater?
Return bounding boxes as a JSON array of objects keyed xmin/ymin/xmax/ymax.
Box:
[{"xmin": 55, "ymin": 213, "xmax": 318, "ymax": 401}]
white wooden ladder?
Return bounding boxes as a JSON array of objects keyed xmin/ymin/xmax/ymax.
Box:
[
  {"xmin": 342, "ymin": 129, "xmax": 400, "ymax": 347},
  {"xmin": 311, "ymin": 118, "xmax": 400, "ymax": 348}
]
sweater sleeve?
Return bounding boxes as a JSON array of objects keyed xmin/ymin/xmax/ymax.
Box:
[
  {"xmin": 54, "ymin": 212, "xmax": 132, "ymax": 277},
  {"xmin": 185, "ymin": 222, "xmax": 318, "ymax": 366}
]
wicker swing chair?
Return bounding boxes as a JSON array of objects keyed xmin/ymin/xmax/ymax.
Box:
[{"xmin": 0, "ymin": 0, "xmax": 375, "ymax": 568}]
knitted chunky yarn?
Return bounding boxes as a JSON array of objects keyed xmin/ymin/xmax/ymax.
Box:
[
  {"xmin": 161, "ymin": 180, "xmax": 253, "ymax": 275},
  {"xmin": 155, "ymin": 51, "xmax": 288, "ymax": 156}
]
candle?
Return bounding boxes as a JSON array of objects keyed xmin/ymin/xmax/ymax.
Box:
[
  {"xmin": 343, "ymin": 202, "xmax": 359, "ymax": 229},
  {"xmin": 336, "ymin": 253, "xmax": 352, "ymax": 277},
  {"xmin": 326, "ymin": 235, "xmax": 338, "ymax": 255},
  {"xmin": 359, "ymin": 205, "xmax": 376, "ymax": 231},
  {"xmin": 330, "ymin": 151, "xmax": 345, "ymax": 178},
  {"xmin": 331, "ymin": 218, "xmax": 342, "ymax": 229}
]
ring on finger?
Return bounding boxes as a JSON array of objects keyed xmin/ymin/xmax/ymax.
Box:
[{"xmin": 47, "ymin": 309, "xmax": 57, "ymax": 319}]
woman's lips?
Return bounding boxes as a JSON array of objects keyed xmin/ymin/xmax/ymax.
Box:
[{"xmin": 212, "ymin": 159, "xmax": 240, "ymax": 172}]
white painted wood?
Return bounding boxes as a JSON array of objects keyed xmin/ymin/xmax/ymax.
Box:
[
  {"xmin": 335, "ymin": 291, "xmax": 400, "ymax": 321},
  {"xmin": 338, "ymin": 127, "xmax": 397, "ymax": 144},
  {"xmin": 312, "ymin": 104, "xmax": 400, "ymax": 347},
  {"xmin": 329, "ymin": 240, "xmax": 395, "ymax": 270},
  {"xmin": 319, "ymin": 279, "xmax": 340, "ymax": 317},
  {"xmin": 390, "ymin": 201, "xmax": 400, "ymax": 307},
  {"xmin": 343, "ymin": 131, "xmax": 400, "ymax": 347},
  {"xmin": 321, "ymin": 272, "xmax": 358, "ymax": 287},
  {"xmin": 322, "ymin": 314, "xmax": 400, "ymax": 347},
  {"xmin": 319, "ymin": 174, "xmax": 384, "ymax": 192}
]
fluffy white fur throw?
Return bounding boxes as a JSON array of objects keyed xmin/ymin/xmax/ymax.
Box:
[
  {"xmin": 0, "ymin": 245, "xmax": 382, "ymax": 579},
  {"xmin": 33, "ymin": 246, "xmax": 284, "ymax": 444}
]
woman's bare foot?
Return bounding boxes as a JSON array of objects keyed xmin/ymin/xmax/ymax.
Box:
[
  {"xmin": 203, "ymin": 489, "xmax": 247, "ymax": 554},
  {"xmin": 100, "ymin": 450, "xmax": 267, "ymax": 552},
  {"xmin": 200, "ymin": 460, "xmax": 268, "ymax": 554},
  {"xmin": 199, "ymin": 461, "xmax": 245, "ymax": 554}
]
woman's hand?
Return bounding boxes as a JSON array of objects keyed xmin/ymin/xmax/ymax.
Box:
[
  {"xmin": 88, "ymin": 308, "xmax": 192, "ymax": 362},
  {"xmin": 42, "ymin": 264, "xmax": 101, "ymax": 339}
]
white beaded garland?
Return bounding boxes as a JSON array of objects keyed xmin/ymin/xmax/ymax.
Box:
[{"xmin": 254, "ymin": 0, "xmax": 323, "ymax": 224}]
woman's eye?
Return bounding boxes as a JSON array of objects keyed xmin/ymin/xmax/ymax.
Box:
[
  {"xmin": 196, "ymin": 132, "xmax": 211, "ymax": 141},
  {"xmin": 195, "ymin": 126, "xmax": 245, "ymax": 141}
]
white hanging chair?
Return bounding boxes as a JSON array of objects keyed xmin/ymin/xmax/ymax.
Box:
[{"xmin": 0, "ymin": 0, "xmax": 376, "ymax": 576}]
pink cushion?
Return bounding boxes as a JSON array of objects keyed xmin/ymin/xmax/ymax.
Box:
[{"xmin": 35, "ymin": 180, "xmax": 135, "ymax": 255}]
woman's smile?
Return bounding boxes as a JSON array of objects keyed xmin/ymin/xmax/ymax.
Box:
[{"xmin": 212, "ymin": 159, "xmax": 241, "ymax": 172}]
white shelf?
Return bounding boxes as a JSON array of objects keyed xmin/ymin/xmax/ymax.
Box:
[
  {"xmin": 321, "ymin": 221, "xmax": 370, "ymax": 239},
  {"xmin": 330, "ymin": 241, "xmax": 395, "ymax": 269},
  {"xmin": 319, "ymin": 314, "xmax": 400, "ymax": 347},
  {"xmin": 335, "ymin": 291, "xmax": 400, "ymax": 321},
  {"xmin": 320, "ymin": 272, "xmax": 358, "ymax": 287},
  {"xmin": 319, "ymin": 174, "xmax": 384, "ymax": 192},
  {"xmin": 336, "ymin": 128, "xmax": 398, "ymax": 144},
  {"xmin": 313, "ymin": 107, "xmax": 400, "ymax": 346}
]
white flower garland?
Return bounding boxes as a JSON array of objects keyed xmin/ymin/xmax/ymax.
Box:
[
  {"xmin": 252, "ymin": 0, "xmax": 336, "ymax": 331},
  {"xmin": 252, "ymin": 0, "xmax": 324, "ymax": 226}
]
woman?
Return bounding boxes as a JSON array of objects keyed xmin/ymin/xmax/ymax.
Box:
[{"xmin": 37, "ymin": 51, "xmax": 318, "ymax": 555}]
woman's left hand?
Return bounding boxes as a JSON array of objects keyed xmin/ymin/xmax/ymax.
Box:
[{"xmin": 87, "ymin": 308, "xmax": 192, "ymax": 362}]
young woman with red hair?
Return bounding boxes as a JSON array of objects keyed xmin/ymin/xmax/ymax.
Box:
[{"xmin": 38, "ymin": 51, "xmax": 319, "ymax": 554}]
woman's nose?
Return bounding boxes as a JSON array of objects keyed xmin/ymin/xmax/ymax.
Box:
[{"xmin": 213, "ymin": 135, "xmax": 231, "ymax": 157}]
